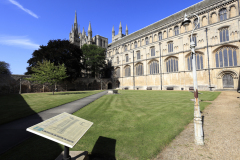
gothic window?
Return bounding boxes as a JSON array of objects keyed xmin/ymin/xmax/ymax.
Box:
[
  {"xmin": 149, "ymin": 61, "xmax": 159, "ymax": 74},
  {"xmin": 126, "ymin": 54, "xmax": 129, "ymax": 62},
  {"xmin": 168, "ymin": 42, "xmax": 173, "ymax": 53},
  {"xmin": 215, "ymin": 47, "xmax": 238, "ymax": 68},
  {"xmin": 187, "ymin": 53, "xmax": 203, "ymax": 70},
  {"xmin": 103, "ymin": 41, "xmax": 105, "ymax": 47},
  {"xmin": 136, "ymin": 63, "xmax": 144, "ymax": 76},
  {"xmin": 174, "ymin": 26, "xmax": 179, "ymax": 36},
  {"xmin": 219, "ymin": 28, "xmax": 229, "ymax": 42},
  {"xmin": 166, "ymin": 57, "xmax": 178, "ymax": 73},
  {"xmin": 125, "ymin": 45, "xmax": 127, "ymax": 51},
  {"xmin": 151, "ymin": 47, "xmax": 155, "ymax": 57},
  {"xmin": 219, "ymin": 8, "xmax": 227, "ymax": 21},
  {"xmin": 194, "ymin": 18, "xmax": 200, "ymax": 29},
  {"xmin": 134, "ymin": 41, "xmax": 137, "ymax": 48},
  {"xmin": 117, "ymin": 57, "xmax": 119, "ymax": 64},
  {"xmin": 145, "ymin": 37, "xmax": 149, "ymax": 45},
  {"xmin": 190, "ymin": 35, "xmax": 197, "ymax": 46},
  {"xmin": 137, "ymin": 51, "xmax": 140, "ymax": 60},
  {"xmin": 125, "ymin": 66, "xmax": 131, "ymax": 77},
  {"xmin": 159, "ymin": 32, "xmax": 162, "ymax": 40},
  {"xmin": 115, "ymin": 68, "xmax": 120, "ymax": 78}
]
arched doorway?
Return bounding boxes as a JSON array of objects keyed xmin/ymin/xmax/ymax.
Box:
[
  {"xmin": 223, "ymin": 74, "xmax": 234, "ymax": 88},
  {"xmin": 108, "ymin": 83, "xmax": 112, "ymax": 89}
]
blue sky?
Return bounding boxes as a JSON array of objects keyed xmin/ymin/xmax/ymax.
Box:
[{"xmin": 0, "ymin": 0, "xmax": 202, "ymax": 75}]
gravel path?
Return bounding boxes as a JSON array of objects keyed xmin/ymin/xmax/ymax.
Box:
[{"xmin": 153, "ymin": 91, "xmax": 240, "ymax": 160}]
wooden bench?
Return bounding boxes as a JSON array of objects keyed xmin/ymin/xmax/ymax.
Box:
[
  {"xmin": 147, "ymin": 87, "xmax": 152, "ymax": 90},
  {"xmin": 167, "ymin": 87, "xmax": 174, "ymax": 90}
]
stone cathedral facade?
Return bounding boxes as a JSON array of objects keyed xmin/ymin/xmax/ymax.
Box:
[
  {"xmin": 69, "ymin": 11, "xmax": 108, "ymax": 49},
  {"xmin": 106, "ymin": 0, "xmax": 240, "ymax": 91}
]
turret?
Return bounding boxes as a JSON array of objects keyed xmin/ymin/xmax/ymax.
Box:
[
  {"xmin": 88, "ymin": 22, "xmax": 92, "ymax": 44},
  {"xmin": 119, "ymin": 21, "xmax": 122, "ymax": 35},
  {"xmin": 112, "ymin": 26, "xmax": 115, "ymax": 37},
  {"xmin": 126, "ymin": 24, "xmax": 128, "ymax": 36}
]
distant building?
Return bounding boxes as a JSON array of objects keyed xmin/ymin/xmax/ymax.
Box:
[{"xmin": 69, "ymin": 11, "xmax": 108, "ymax": 49}]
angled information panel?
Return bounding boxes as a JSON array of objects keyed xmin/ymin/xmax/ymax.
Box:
[{"xmin": 27, "ymin": 112, "xmax": 93, "ymax": 148}]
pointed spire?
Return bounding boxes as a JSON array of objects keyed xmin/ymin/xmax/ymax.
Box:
[
  {"xmin": 112, "ymin": 26, "xmax": 115, "ymax": 32},
  {"xmin": 82, "ymin": 27, "xmax": 85, "ymax": 35},
  {"xmin": 74, "ymin": 10, "xmax": 77, "ymax": 24},
  {"xmin": 88, "ymin": 22, "xmax": 92, "ymax": 31},
  {"xmin": 126, "ymin": 24, "xmax": 128, "ymax": 36},
  {"xmin": 119, "ymin": 21, "xmax": 122, "ymax": 28}
]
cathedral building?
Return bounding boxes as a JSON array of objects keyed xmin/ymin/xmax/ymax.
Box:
[
  {"xmin": 106, "ymin": 0, "xmax": 240, "ymax": 91},
  {"xmin": 69, "ymin": 11, "xmax": 108, "ymax": 49}
]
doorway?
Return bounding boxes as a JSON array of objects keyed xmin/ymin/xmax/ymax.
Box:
[
  {"xmin": 223, "ymin": 74, "xmax": 234, "ymax": 88},
  {"xmin": 108, "ymin": 83, "xmax": 112, "ymax": 89}
]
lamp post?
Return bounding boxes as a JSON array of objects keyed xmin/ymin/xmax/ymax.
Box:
[{"xmin": 182, "ymin": 13, "xmax": 204, "ymax": 145}]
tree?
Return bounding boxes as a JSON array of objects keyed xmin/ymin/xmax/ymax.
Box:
[
  {"xmin": 25, "ymin": 39, "xmax": 83, "ymax": 81},
  {"xmin": 25, "ymin": 60, "xmax": 68, "ymax": 95},
  {"xmin": 81, "ymin": 44, "xmax": 106, "ymax": 78},
  {"xmin": 0, "ymin": 61, "xmax": 11, "ymax": 75}
]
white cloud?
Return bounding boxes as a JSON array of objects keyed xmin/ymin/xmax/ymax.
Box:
[
  {"xmin": 9, "ymin": 0, "xmax": 39, "ymax": 18},
  {"xmin": 0, "ymin": 35, "xmax": 39, "ymax": 49}
]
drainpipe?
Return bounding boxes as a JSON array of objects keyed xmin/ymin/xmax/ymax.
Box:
[
  {"xmin": 159, "ymin": 42, "xmax": 162, "ymax": 90},
  {"xmin": 206, "ymin": 27, "xmax": 211, "ymax": 91}
]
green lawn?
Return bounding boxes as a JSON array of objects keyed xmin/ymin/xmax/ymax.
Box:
[
  {"xmin": 0, "ymin": 90, "xmax": 103, "ymax": 125},
  {"xmin": 0, "ymin": 90, "xmax": 221, "ymax": 160}
]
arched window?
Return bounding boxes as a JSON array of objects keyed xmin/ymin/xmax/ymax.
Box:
[
  {"xmin": 159, "ymin": 32, "xmax": 162, "ymax": 40},
  {"xmin": 125, "ymin": 54, "xmax": 129, "ymax": 62},
  {"xmin": 187, "ymin": 53, "xmax": 203, "ymax": 70},
  {"xmin": 149, "ymin": 61, "xmax": 159, "ymax": 74},
  {"xmin": 174, "ymin": 26, "xmax": 179, "ymax": 36},
  {"xmin": 219, "ymin": 8, "xmax": 227, "ymax": 21},
  {"xmin": 134, "ymin": 41, "xmax": 137, "ymax": 48},
  {"xmin": 103, "ymin": 41, "xmax": 105, "ymax": 47},
  {"xmin": 166, "ymin": 57, "xmax": 178, "ymax": 73},
  {"xmin": 145, "ymin": 37, "xmax": 149, "ymax": 45},
  {"xmin": 125, "ymin": 45, "xmax": 127, "ymax": 51},
  {"xmin": 151, "ymin": 47, "xmax": 155, "ymax": 57},
  {"xmin": 219, "ymin": 28, "xmax": 229, "ymax": 42},
  {"xmin": 168, "ymin": 42, "xmax": 173, "ymax": 53},
  {"xmin": 137, "ymin": 51, "xmax": 141, "ymax": 60},
  {"xmin": 117, "ymin": 57, "xmax": 119, "ymax": 64},
  {"xmin": 194, "ymin": 18, "xmax": 200, "ymax": 29},
  {"xmin": 136, "ymin": 63, "xmax": 144, "ymax": 76},
  {"xmin": 125, "ymin": 66, "xmax": 131, "ymax": 77},
  {"xmin": 215, "ymin": 47, "xmax": 238, "ymax": 68},
  {"xmin": 115, "ymin": 68, "xmax": 120, "ymax": 77}
]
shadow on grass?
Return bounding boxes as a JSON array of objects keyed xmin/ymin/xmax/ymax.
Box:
[
  {"xmin": 89, "ymin": 136, "xmax": 116, "ymax": 160},
  {"xmin": 0, "ymin": 94, "xmax": 63, "ymax": 158}
]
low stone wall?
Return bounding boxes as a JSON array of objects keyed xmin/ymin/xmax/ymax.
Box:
[{"xmin": 0, "ymin": 74, "xmax": 115, "ymax": 94}]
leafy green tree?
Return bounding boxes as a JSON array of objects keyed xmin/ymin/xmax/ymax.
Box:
[
  {"xmin": 81, "ymin": 44, "xmax": 106, "ymax": 78},
  {"xmin": 25, "ymin": 39, "xmax": 83, "ymax": 81},
  {"xmin": 25, "ymin": 60, "xmax": 68, "ymax": 95},
  {"xmin": 0, "ymin": 61, "xmax": 11, "ymax": 75}
]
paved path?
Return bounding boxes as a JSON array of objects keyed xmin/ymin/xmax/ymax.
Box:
[
  {"xmin": 154, "ymin": 91, "xmax": 240, "ymax": 160},
  {"xmin": 0, "ymin": 90, "xmax": 108, "ymax": 155}
]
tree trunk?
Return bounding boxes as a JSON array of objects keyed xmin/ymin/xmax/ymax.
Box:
[{"xmin": 52, "ymin": 85, "xmax": 54, "ymax": 95}]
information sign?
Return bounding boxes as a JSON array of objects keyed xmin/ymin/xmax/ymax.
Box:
[{"xmin": 27, "ymin": 112, "xmax": 93, "ymax": 148}]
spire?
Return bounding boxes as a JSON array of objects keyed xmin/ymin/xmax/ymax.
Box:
[
  {"xmin": 88, "ymin": 22, "xmax": 92, "ymax": 31},
  {"xmin": 74, "ymin": 10, "xmax": 77, "ymax": 24},
  {"xmin": 119, "ymin": 21, "xmax": 122, "ymax": 35},
  {"xmin": 119, "ymin": 21, "xmax": 122, "ymax": 28},
  {"xmin": 78, "ymin": 25, "xmax": 81, "ymax": 33},
  {"xmin": 82, "ymin": 27, "xmax": 85, "ymax": 35},
  {"xmin": 112, "ymin": 26, "xmax": 114, "ymax": 32},
  {"xmin": 126, "ymin": 24, "xmax": 128, "ymax": 36}
]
